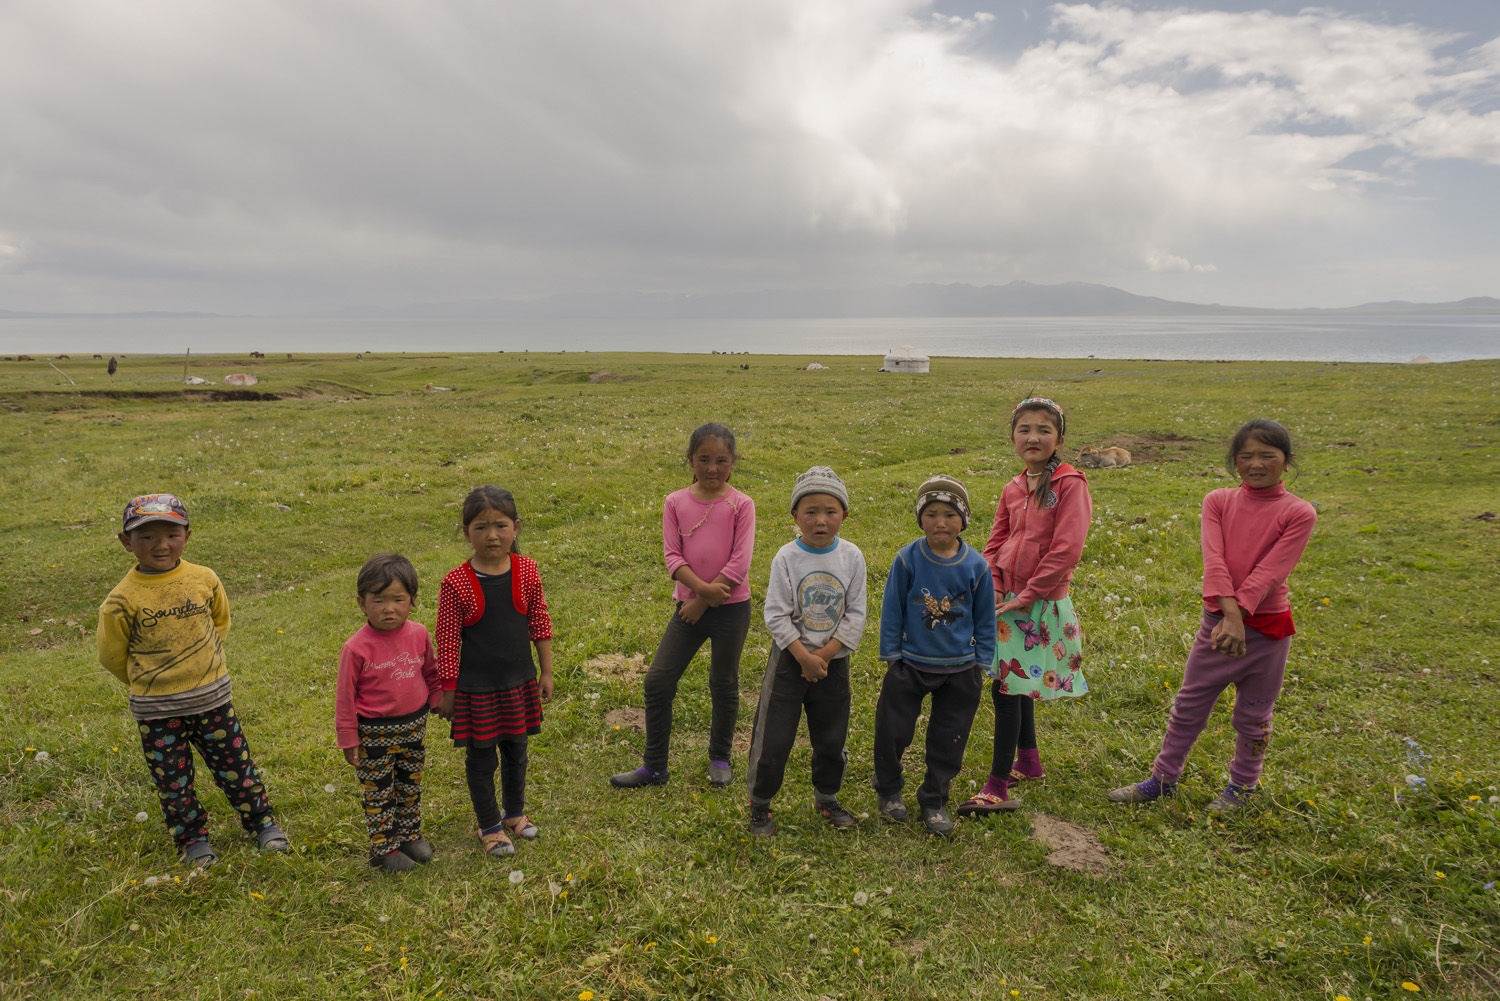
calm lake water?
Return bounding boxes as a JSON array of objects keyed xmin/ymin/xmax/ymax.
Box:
[{"xmin": 3, "ymin": 314, "xmax": 1497, "ymax": 363}]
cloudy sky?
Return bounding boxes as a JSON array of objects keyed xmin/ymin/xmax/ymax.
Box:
[{"xmin": 2, "ymin": 1, "xmax": 1497, "ymax": 313}]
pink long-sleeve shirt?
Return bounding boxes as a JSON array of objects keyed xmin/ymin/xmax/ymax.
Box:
[
  {"xmin": 1200, "ymin": 481, "xmax": 1316, "ymax": 616},
  {"xmin": 662, "ymin": 485, "xmax": 756, "ymax": 603},
  {"xmin": 335, "ymin": 620, "xmax": 442, "ymax": 749}
]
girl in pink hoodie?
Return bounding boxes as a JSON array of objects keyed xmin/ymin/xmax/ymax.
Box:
[
  {"xmin": 1109, "ymin": 419, "xmax": 1315, "ymax": 813},
  {"xmin": 960, "ymin": 397, "xmax": 1093, "ymax": 815}
]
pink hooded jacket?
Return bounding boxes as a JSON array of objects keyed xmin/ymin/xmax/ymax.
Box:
[{"xmin": 983, "ymin": 464, "xmax": 1092, "ymax": 604}]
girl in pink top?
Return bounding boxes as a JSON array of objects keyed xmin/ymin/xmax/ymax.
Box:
[
  {"xmin": 960, "ymin": 397, "xmax": 1093, "ymax": 816},
  {"xmin": 335, "ymin": 553, "xmax": 442, "ymax": 872},
  {"xmin": 1110, "ymin": 419, "xmax": 1316, "ymax": 813},
  {"xmin": 611, "ymin": 423, "xmax": 757, "ymax": 789}
]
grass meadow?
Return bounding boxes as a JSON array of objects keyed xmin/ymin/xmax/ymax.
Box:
[{"xmin": 1, "ymin": 349, "xmax": 1497, "ymax": 1000}]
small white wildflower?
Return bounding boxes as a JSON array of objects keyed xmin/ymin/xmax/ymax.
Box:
[
  {"xmin": 1421, "ymin": 668, "xmax": 1431, "ymax": 674},
  {"xmin": 34, "ymin": 750, "xmax": 50, "ymax": 762},
  {"xmin": 134, "ymin": 811, "xmax": 150, "ymax": 823},
  {"xmin": 509, "ymin": 870, "xmax": 525, "ymax": 885},
  {"xmin": 549, "ymin": 882, "xmax": 562, "ymax": 897},
  {"xmin": 1130, "ymin": 626, "xmax": 1141, "ymax": 633},
  {"xmin": 144, "ymin": 876, "xmax": 159, "ymax": 885},
  {"xmin": 852, "ymin": 891, "xmax": 869, "ymax": 906},
  {"xmin": 324, "ymin": 783, "xmax": 336, "ymax": 793},
  {"xmin": 1391, "ymin": 917, "xmax": 1403, "ymax": 926},
  {"xmin": 378, "ymin": 914, "xmax": 390, "ymax": 923},
  {"xmin": 1489, "ymin": 796, "xmax": 1499, "ymax": 804},
  {"xmin": 884, "ymin": 886, "xmax": 893, "ymax": 896},
  {"xmin": 1144, "ymin": 558, "xmax": 1153, "ymax": 564}
]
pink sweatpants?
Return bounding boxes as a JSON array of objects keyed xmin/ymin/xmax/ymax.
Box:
[{"xmin": 1151, "ymin": 612, "xmax": 1291, "ymax": 788}]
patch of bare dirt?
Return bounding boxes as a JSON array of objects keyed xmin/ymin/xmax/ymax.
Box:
[
  {"xmin": 603, "ymin": 707, "xmax": 647, "ymax": 733},
  {"xmin": 582, "ymin": 653, "xmax": 648, "ymax": 678},
  {"xmin": 1030, "ymin": 813, "xmax": 1112, "ymax": 877},
  {"xmin": 1078, "ymin": 432, "xmax": 1200, "ymax": 462}
]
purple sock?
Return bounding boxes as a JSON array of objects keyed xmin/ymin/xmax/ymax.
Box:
[
  {"xmin": 1136, "ymin": 776, "xmax": 1164, "ymax": 798},
  {"xmin": 633, "ymin": 766, "xmax": 666, "ymax": 778},
  {"xmin": 709, "ymin": 759, "xmax": 730, "ymax": 770},
  {"xmin": 981, "ymin": 775, "xmax": 1008, "ymax": 799},
  {"xmin": 1015, "ymin": 748, "xmax": 1043, "ymax": 776}
]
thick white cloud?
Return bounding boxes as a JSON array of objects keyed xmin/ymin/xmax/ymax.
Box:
[{"xmin": 0, "ymin": 0, "xmax": 1495, "ymax": 311}]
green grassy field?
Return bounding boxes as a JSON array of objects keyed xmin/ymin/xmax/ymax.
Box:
[{"xmin": 2, "ymin": 350, "xmax": 1497, "ymax": 1000}]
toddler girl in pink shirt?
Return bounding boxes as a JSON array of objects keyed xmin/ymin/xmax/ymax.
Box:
[{"xmin": 336, "ymin": 552, "xmax": 442, "ymax": 872}]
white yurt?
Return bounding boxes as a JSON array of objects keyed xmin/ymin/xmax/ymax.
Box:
[{"xmin": 881, "ymin": 346, "xmax": 930, "ymax": 373}]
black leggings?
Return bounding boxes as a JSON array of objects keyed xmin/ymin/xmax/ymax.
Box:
[
  {"xmin": 465, "ymin": 739, "xmax": 528, "ymax": 830},
  {"xmin": 988, "ymin": 682, "xmax": 1037, "ymax": 779}
]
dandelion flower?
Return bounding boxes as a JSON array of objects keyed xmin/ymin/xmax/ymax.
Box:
[
  {"xmin": 644, "ymin": 942, "xmax": 656, "ymax": 950},
  {"xmin": 580, "ymin": 993, "xmax": 594, "ymax": 1001},
  {"xmin": 34, "ymin": 750, "xmax": 49, "ymax": 762},
  {"xmin": 1401, "ymin": 983, "xmax": 1420, "ymax": 992},
  {"xmin": 323, "ymin": 784, "xmax": 336, "ymax": 793},
  {"xmin": 363, "ymin": 946, "xmax": 371, "ymax": 952},
  {"xmin": 1011, "ymin": 992, "xmax": 1020, "ymax": 998},
  {"xmin": 250, "ymin": 892, "xmax": 264, "ymax": 900},
  {"xmin": 549, "ymin": 882, "xmax": 562, "ymax": 896},
  {"xmin": 509, "ymin": 870, "xmax": 525, "ymax": 885},
  {"xmin": 144, "ymin": 876, "xmax": 159, "ymax": 885},
  {"xmin": 379, "ymin": 914, "xmax": 390, "ymax": 923},
  {"xmin": 134, "ymin": 811, "xmax": 150, "ymax": 823},
  {"xmin": 1468, "ymin": 795, "xmax": 1481, "ymax": 801},
  {"xmin": 706, "ymin": 935, "xmax": 718, "ymax": 944},
  {"xmin": 1434, "ymin": 872, "xmax": 1446, "ymax": 879},
  {"xmin": 852, "ymin": 891, "xmax": 868, "ymax": 906},
  {"xmin": 851, "ymin": 947, "xmax": 859, "ymax": 955}
]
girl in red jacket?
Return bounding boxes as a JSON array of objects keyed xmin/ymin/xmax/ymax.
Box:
[
  {"xmin": 960, "ymin": 397, "xmax": 1092, "ymax": 815},
  {"xmin": 1109, "ymin": 419, "xmax": 1315, "ymax": 813},
  {"xmin": 434, "ymin": 486, "xmax": 554, "ymax": 857}
]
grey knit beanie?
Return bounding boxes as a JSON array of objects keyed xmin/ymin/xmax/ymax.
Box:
[
  {"xmin": 791, "ymin": 465, "xmax": 849, "ymax": 513},
  {"xmin": 915, "ymin": 474, "xmax": 970, "ymax": 530}
]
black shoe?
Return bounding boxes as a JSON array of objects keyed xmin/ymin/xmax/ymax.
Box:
[
  {"xmin": 610, "ymin": 767, "xmax": 669, "ymax": 788},
  {"xmin": 372, "ymin": 849, "xmax": 419, "ymax": 873},
  {"xmin": 397, "ymin": 838, "xmax": 433, "ymax": 864},
  {"xmin": 749, "ymin": 805, "xmax": 777, "ymax": 837},
  {"xmin": 877, "ymin": 794, "xmax": 908, "ymax": 822},
  {"xmin": 815, "ymin": 799, "xmax": 857, "ymax": 829},
  {"xmin": 921, "ymin": 804, "xmax": 954, "ymax": 836},
  {"xmin": 708, "ymin": 762, "xmax": 733, "ymax": 787}
]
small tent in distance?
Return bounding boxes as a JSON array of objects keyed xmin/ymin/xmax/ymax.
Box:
[{"xmin": 881, "ymin": 346, "xmax": 929, "ymax": 373}]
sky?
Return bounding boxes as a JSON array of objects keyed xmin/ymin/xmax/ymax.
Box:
[{"xmin": 1, "ymin": 1, "xmax": 1498, "ymax": 314}]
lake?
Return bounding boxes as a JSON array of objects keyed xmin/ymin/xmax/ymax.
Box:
[{"xmin": 2, "ymin": 313, "xmax": 1497, "ymax": 362}]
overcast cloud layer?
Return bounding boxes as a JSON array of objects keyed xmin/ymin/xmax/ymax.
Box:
[{"xmin": 1, "ymin": 1, "xmax": 1498, "ymax": 312}]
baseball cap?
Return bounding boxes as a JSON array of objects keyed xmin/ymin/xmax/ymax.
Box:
[{"xmin": 122, "ymin": 493, "xmax": 190, "ymax": 532}]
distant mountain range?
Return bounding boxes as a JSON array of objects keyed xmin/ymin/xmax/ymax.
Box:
[{"xmin": 5, "ymin": 282, "xmax": 1499, "ymax": 320}]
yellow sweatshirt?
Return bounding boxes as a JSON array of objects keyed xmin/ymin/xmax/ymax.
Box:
[{"xmin": 97, "ymin": 560, "xmax": 231, "ymax": 699}]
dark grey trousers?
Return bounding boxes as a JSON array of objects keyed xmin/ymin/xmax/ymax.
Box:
[
  {"xmin": 872, "ymin": 661, "xmax": 984, "ymax": 809},
  {"xmin": 745, "ymin": 646, "xmax": 850, "ymax": 806},
  {"xmin": 642, "ymin": 599, "xmax": 751, "ymax": 772}
]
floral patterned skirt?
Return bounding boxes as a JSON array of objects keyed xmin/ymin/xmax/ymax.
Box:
[{"xmin": 989, "ymin": 595, "xmax": 1089, "ymax": 701}]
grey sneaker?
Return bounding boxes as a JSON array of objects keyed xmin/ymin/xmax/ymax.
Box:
[
  {"xmin": 748, "ymin": 805, "xmax": 776, "ymax": 837},
  {"xmin": 1107, "ymin": 776, "xmax": 1177, "ymax": 804},
  {"xmin": 1206, "ymin": 783, "xmax": 1255, "ymax": 814},
  {"xmin": 878, "ymin": 794, "xmax": 908, "ymax": 822},
  {"xmin": 921, "ymin": 804, "xmax": 955, "ymax": 836},
  {"xmin": 815, "ymin": 799, "xmax": 857, "ymax": 829},
  {"xmin": 708, "ymin": 761, "xmax": 733, "ymax": 787},
  {"xmin": 397, "ymin": 838, "xmax": 434, "ymax": 864}
]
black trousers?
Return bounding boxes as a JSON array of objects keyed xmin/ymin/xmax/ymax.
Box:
[
  {"xmin": 642, "ymin": 599, "xmax": 751, "ymax": 772},
  {"xmin": 988, "ymin": 683, "xmax": 1037, "ymax": 778},
  {"xmin": 872, "ymin": 662, "xmax": 984, "ymax": 809},
  {"xmin": 465, "ymin": 739, "xmax": 528, "ymax": 830},
  {"xmin": 745, "ymin": 647, "xmax": 850, "ymax": 806}
]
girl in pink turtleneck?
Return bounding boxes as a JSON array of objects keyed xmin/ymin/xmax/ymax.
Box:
[{"xmin": 1109, "ymin": 419, "xmax": 1316, "ymax": 813}]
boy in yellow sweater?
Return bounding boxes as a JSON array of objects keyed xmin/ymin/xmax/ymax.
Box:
[{"xmin": 97, "ymin": 493, "xmax": 289, "ymax": 867}]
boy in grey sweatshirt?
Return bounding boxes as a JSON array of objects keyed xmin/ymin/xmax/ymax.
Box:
[{"xmin": 745, "ymin": 466, "xmax": 867, "ymax": 835}]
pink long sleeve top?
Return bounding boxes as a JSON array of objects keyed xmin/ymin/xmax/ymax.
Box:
[
  {"xmin": 334, "ymin": 620, "xmax": 442, "ymax": 749},
  {"xmin": 1200, "ymin": 481, "xmax": 1316, "ymax": 616},
  {"xmin": 662, "ymin": 485, "xmax": 757, "ymax": 603},
  {"xmin": 983, "ymin": 465, "xmax": 1092, "ymax": 603}
]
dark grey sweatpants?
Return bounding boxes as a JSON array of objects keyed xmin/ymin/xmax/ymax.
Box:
[
  {"xmin": 871, "ymin": 661, "xmax": 983, "ymax": 809},
  {"xmin": 745, "ymin": 646, "xmax": 850, "ymax": 806},
  {"xmin": 642, "ymin": 599, "xmax": 751, "ymax": 773}
]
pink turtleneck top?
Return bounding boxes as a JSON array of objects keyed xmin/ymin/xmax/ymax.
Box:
[{"xmin": 1200, "ymin": 481, "xmax": 1316, "ymax": 635}]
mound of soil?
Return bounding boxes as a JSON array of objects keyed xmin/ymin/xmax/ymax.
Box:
[
  {"xmin": 604, "ymin": 707, "xmax": 647, "ymax": 733},
  {"xmin": 1030, "ymin": 814, "xmax": 1113, "ymax": 876},
  {"xmin": 582, "ymin": 653, "xmax": 648, "ymax": 678}
]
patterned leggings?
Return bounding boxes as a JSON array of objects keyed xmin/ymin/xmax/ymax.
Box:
[
  {"xmin": 138, "ymin": 702, "xmax": 275, "ymax": 848},
  {"xmin": 355, "ymin": 713, "xmax": 427, "ymax": 854}
]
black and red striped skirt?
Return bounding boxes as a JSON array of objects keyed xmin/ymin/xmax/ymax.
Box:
[{"xmin": 449, "ymin": 682, "xmax": 543, "ymax": 746}]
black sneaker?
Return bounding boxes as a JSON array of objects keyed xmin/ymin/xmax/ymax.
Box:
[
  {"xmin": 878, "ymin": 794, "xmax": 908, "ymax": 822},
  {"xmin": 610, "ymin": 767, "xmax": 669, "ymax": 788},
  {"xmin": 921, "ymin": 804, "xmax": 954, "ymax": 836},
  {"xmin": 372, "ymin": 849, "xmax": 419, "ymax": 873},
  {"xmin": 749, "ymin": 805, "xmax": 777, "ymax": 837},
  {"xmin": 397, "ymin": 838, "xmax": 434, "ymax": 864},
  {"xmin": 815, "ymin": 799, "xmax": 857, "ymax": 829}
]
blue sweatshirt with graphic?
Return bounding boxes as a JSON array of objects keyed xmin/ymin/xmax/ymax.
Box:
[{"xmin": 878, "ymin": 538, "xmax": 996, "ymax": 669}]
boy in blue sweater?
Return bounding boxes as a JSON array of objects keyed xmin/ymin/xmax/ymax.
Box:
[{"xmin": 873, "ymin": 475, "xmax": 995, "ymax": 835}]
